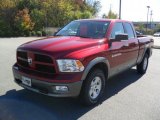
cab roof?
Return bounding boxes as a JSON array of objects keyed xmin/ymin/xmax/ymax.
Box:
[{"xmin": 74, "ymin": 19, "xmax": 131, "ymax": 23}]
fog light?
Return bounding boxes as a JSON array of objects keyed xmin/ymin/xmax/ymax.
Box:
[{"xmin": 55, "ymin": 86, "xmax": 68, "ymax": 92}]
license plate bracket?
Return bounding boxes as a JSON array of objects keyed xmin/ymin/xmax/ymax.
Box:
[{"xmin": 22, "ymin": 76, "xmax": 32, "ymax": 87}]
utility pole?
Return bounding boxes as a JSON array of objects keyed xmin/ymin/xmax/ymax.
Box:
[
  {"xmin": 150, "ymin": 10, "xmax": 153, "ymax": 29},
  {"xmin": 146, "ymin": 6, "xmax": 150, "ymax": 33},
  {"xmin": 110, "ymin": 4, "xmax": 112, "ymax": 11},
  {"xmin": 119, "ymin": 0, "xmax": 121, "ymax": 19}
]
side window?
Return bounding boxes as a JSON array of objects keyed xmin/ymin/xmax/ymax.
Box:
[
  {"xmin": 111, "ymin": 23, "xmax": 125, "ymax": 39},
  {"xmin": 124, "ymin": 23, "xmax": 135, "ymax": 39}
]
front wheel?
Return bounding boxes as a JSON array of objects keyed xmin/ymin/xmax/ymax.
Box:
[
  {"xmin": 137, "ymin": 53, "xmax": 149, "ymax": 74},
  {"xmin": 80, "ymin": 69, "xmax": 105, "ymax": 106}
]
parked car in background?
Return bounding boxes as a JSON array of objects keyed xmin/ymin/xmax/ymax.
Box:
[
  {"xmin": 12, "ymin": 19, "xmax": 154, "ymax": 106},
  {"xmin": 136, "ymin": 31, "xmax": 143, "ymax": 35},
  {"xmin": 135, "ymin": 31, "xmax": 144, "ymax": 37},
  {"xmin": 154, "ymin": 32, "xmax": 160, "ymax": 37}
]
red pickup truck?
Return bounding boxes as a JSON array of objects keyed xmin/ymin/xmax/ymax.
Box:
[{"xmin": 13, "ymin": 19, "xmax": 153, "ymax": 105}]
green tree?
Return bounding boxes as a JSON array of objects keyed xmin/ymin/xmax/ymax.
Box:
[
  {"xmin": 138, "ymin": 23, "xmax": 145, "ymax": 33},
  {"xmin": 81, "ymin": 11, "xmax": 92, "ymax": 18},
  {"xmin": 56, "ymin": 0, "xmax": 74, "ymax": 26},
  {"xmin": 155, "ymin": 24, "xmax": 160, "ymax": 32},
  {"xmin": 30, "ymin": 9, "xmax": 45, "ymax": 31},
  {"xmin": 103, "ymin": 10, "xmax": 118, "ymax": 19},
  {"xmin": 85, "ymin": 0, "xmax": 101, "ymax": 16},
  {"xmin": 0, "ymin": 0, "xmax": 17, "ymax": 36}
]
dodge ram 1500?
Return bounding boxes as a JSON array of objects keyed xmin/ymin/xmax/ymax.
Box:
[{"xmin": 13, "ymin": 19, "xmax": 153, "ymax": 105}]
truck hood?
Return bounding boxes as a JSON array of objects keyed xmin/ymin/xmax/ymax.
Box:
[{"xmin": 19, "ymin": 36, "xmax": 107, "ymax": 59}]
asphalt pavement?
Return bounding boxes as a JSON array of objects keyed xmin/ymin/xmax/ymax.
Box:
[{"xmin": 0, "ymin": 37, "xmax": 160, "ymax": 120}]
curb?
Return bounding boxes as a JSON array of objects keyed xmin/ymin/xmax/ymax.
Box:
[{"xmin": 152, "ymin": 45, "xmax": 160, "ymax": 49}]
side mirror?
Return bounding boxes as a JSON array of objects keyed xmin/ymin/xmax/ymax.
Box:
[{"xmin": 115, "ymin": 34, "xmax": 128, "ymax": 41}]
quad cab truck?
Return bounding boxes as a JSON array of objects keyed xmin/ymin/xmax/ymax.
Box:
[{"xmin": 13, "ymin": 19, "xmax": 154, "ymax": 105}]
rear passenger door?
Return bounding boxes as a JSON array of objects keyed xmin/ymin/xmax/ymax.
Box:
[
  {"xmin": 123, "ymin": 22, "xmax": 139, "ymax": 67},
  {"xmin": 109, "ymin": 22, "xmax": 131, "ymax": 76}
]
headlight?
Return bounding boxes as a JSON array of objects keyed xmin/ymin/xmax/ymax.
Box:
[{"xmin": 57, "ymin": 59, "xmax": 84, "ymax": 72}]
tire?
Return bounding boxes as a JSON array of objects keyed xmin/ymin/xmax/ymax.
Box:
[
  {"xmin": 137, "ymin": 53, "xmax": 149, "ymax": 74},
  {"xmin": 80, "ymin": 69, "xmax": 105, "ymax": 106}
]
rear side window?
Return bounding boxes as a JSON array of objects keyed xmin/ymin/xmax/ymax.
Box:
[
  {"xmin": 124, "ymin": 23, "xmax": 135, "ymax": 39},
  {"xmin": 110, "ymin": 22, "xmax": 125, "ymax": 39}
]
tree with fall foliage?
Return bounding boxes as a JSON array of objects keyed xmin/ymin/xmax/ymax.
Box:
[
  {"xmin": 14, "ymin": 8, "xmax": 35, "ymax": 36},
  {"xmin": 0, "ymin": 0, "xmax": 101, "ymax": 37}
]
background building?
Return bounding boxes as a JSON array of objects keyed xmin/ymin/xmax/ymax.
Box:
[{"xmin": 133, "ymin": 21, "xmax": 160, "ymax": 29}]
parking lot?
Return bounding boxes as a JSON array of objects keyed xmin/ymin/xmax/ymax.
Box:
[{"xmin": 0, "ymin": 37, "xmax": 160, "ymax": 120}]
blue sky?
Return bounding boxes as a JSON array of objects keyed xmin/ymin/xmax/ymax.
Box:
[{"xmin": 98, "ymin": 0, "xmax": 160, "ymax": 22}]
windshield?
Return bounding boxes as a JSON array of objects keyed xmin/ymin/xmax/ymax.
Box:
[{"xmin": 55, "ymin": 21, "xmax": 110, "ymax": 39}]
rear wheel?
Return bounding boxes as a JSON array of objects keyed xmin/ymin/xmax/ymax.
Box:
[
  {"xmin": 137, "ymin": 53, "xmax": 149, "ymax": 74},
  {"xmin": 80, "ymin": 69, "xmax": 105, "ymax": 106}
]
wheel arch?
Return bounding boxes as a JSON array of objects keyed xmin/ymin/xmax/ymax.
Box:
[
  {"xmin": 146, "ymin": 48, "xmax": 151, "ymax": 57},
  {"xmin": 81, "ymin": 57, "xmax": 110, "ymax": 81},
  {"xmin": 137, "ymin": 45, "xmax": 152, "ymax": 65}
]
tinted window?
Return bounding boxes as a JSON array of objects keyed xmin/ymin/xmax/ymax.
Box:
[
  {"xmin": 124, "ymin": 23, "xmax": 135, "ymax": 39},
  {"xmin": 111, "ymin": 22, "xmax": 125, "ymax": 39}
]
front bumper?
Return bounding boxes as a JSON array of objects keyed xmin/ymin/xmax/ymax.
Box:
[{"xmin": 12, "ymin": 66, "xmax": 83, "ymax": 97}]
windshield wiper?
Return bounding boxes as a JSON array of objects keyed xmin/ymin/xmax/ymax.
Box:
[
  {"xmin": 54, "ymin": 34, "xmax": 62, "ymax": 36},
  {"xmin": 54, "ymin": 34, "xmax": 92, "ymax": 38},
  {"xmin": 78, "ymin": 35, "xmax": 92, "ymax": 38},
  {"xmin": 54, "ymin": 34, "xmax": 77, "ymax": 37}
]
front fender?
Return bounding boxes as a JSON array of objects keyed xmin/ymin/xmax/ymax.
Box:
[{"xmin": 81, "ymin": 57, "xmax": 110, "ymax": 81}]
